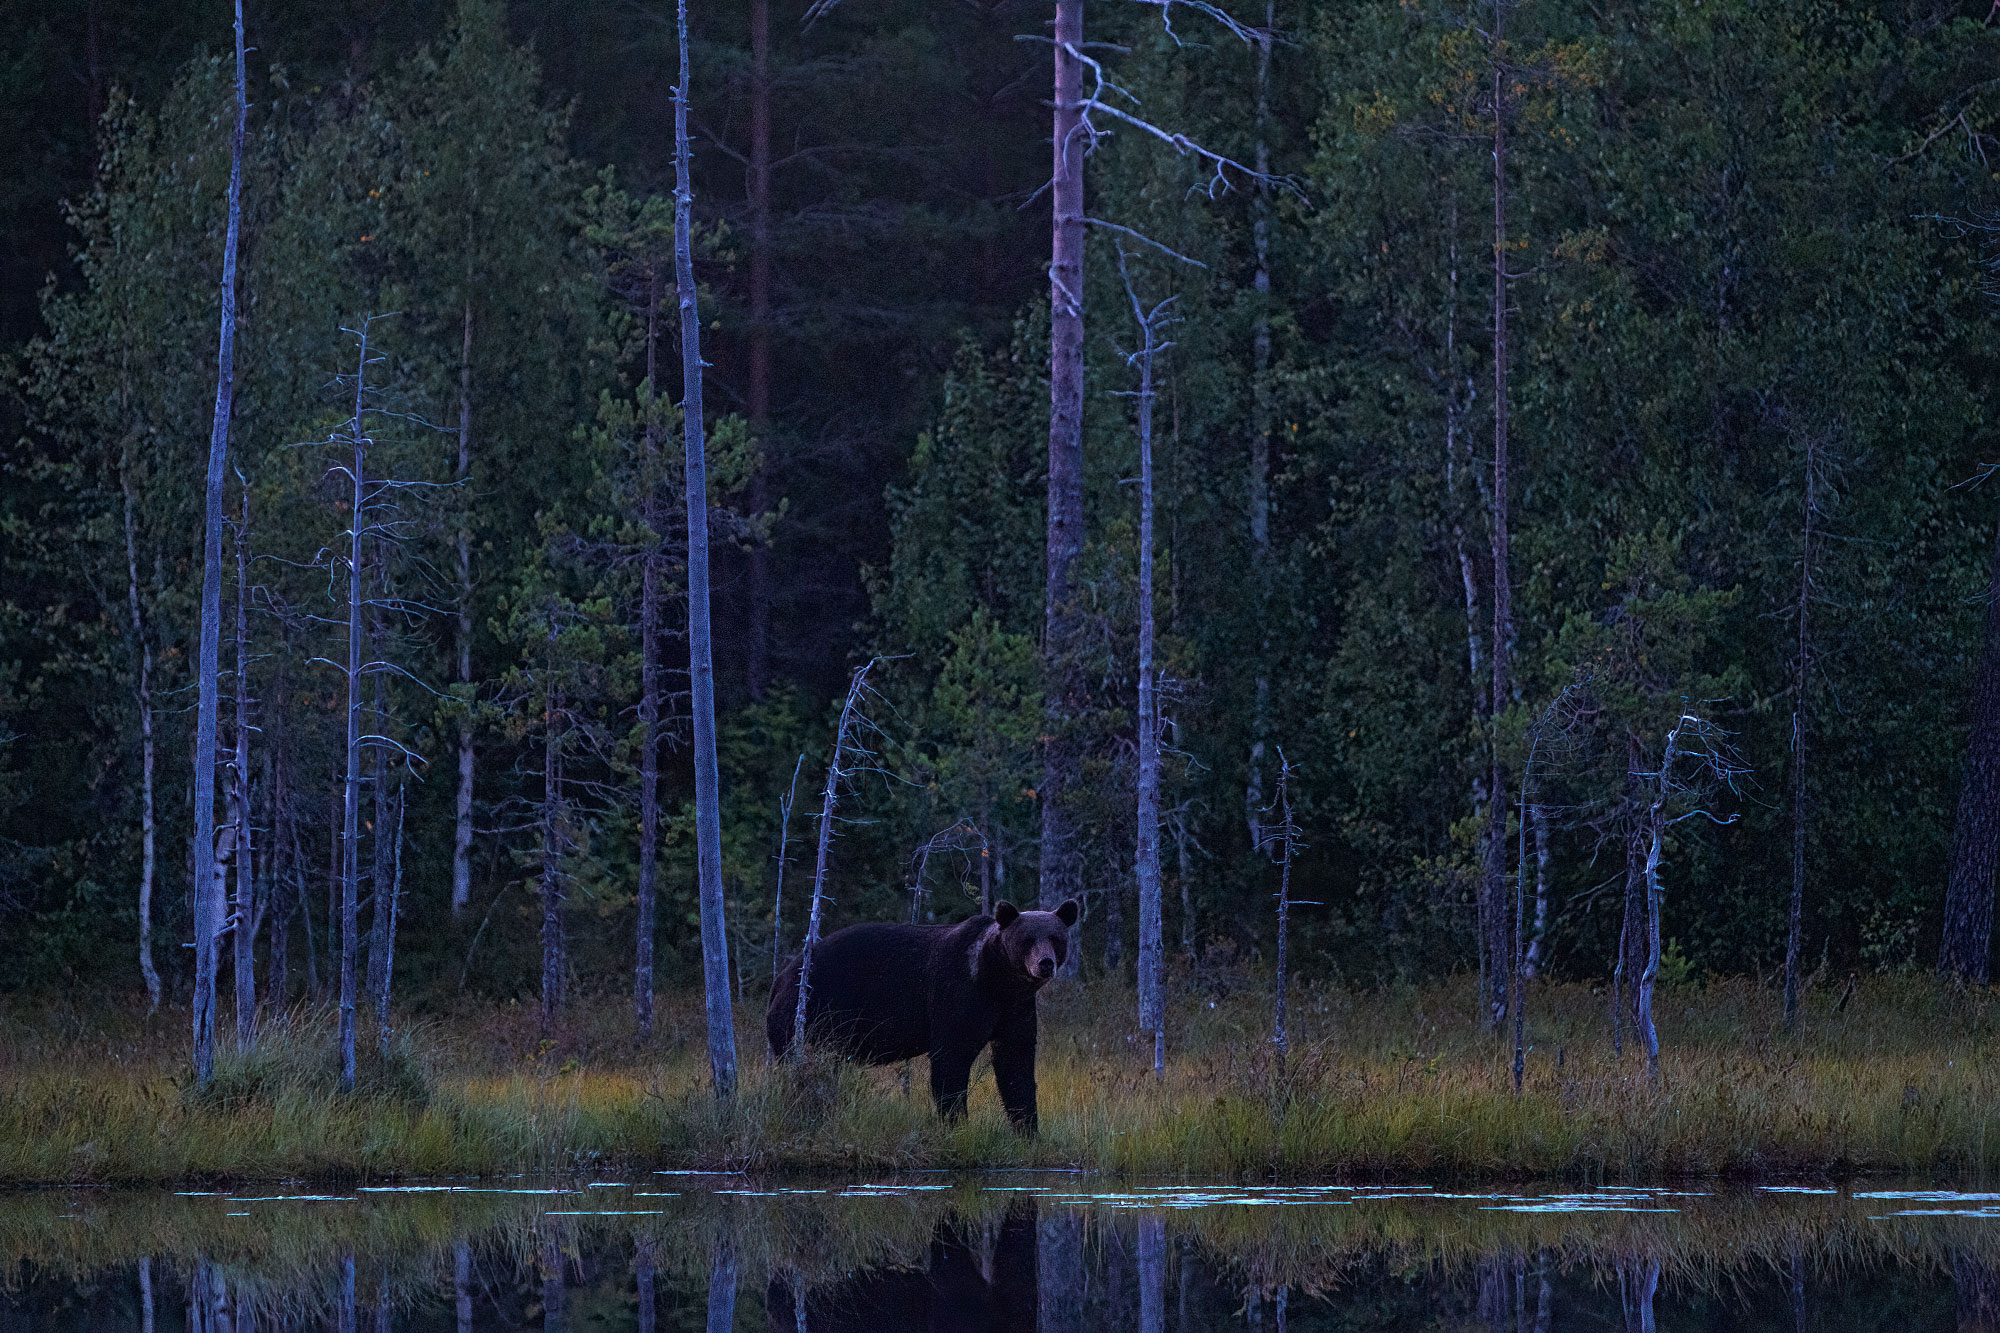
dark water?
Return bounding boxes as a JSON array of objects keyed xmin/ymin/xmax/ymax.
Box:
[{"xmin": 6, "ymin": 1179, "xmax": 2000, "ymax": 1330}]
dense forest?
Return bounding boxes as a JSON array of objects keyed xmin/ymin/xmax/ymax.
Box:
[{"xmin": 7, "ymin": 0, "xmax": 2000, "ymax": 1030}]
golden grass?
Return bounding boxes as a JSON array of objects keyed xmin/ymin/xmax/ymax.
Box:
[{"xmin": 5, "ymin": 973, "xmax": 2000, "ymax": 1185}]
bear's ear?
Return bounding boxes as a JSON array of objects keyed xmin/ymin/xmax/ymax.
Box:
[
  {"xmin": 1055, "ymin": 899, "xmax": 1080, "ymax": 928},
  {"xmin": 994, "ymin": 901, "xmax": 1020, "ymax": 927}
]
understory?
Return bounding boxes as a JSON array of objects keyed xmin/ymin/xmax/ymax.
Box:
[{"xmin": 3, "ymin": 975, "xmax": 1998, "ymax": 1187}]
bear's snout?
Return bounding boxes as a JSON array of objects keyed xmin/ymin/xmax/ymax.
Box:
[{"xmin": 1036, "ymin": 957, "xmax": 1055, "ymax": 978}]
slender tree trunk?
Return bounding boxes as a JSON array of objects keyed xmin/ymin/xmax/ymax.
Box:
[
  {"xmin": 1785, "ymin": 432, "xmax": 1819, "ymax": 1026},
  {"xmin": 122, "ymin": 469, "xmax": 161, "ymax": 1012},
  {"xmin": 1132, "ymin": 270, "xmax": 1164, "ymax": 1077},
  {"xmin": 771, "ymin": 754, "xmax": 803, "ymax": 982},
  {"xmin": 1941, "ymin": 516, "xmax": 2000, "ymax": 983},
  {"xmin": 1620, "ymin": 1259, "xmax": 1659, "ymax": 1333},
  {"xmin": 1271, "ymin": 761, "xmax": 1294, "ymax": 1081},
  {"xmin": 366, "ymin": 625, "xmax": 391, "ymax": 1025},
  {"xmin": 674, "ymin": 0, "xmax": 739, "ymax": 1094},
  {"xmin": 376, "ymin": 785, "xmax": 403, "ymax": 1054},
  {"xmin": 636, "ymin": 274, "xmax": 663, "ymax": 1044},
  {"xmin": 192, "ymin": 0, "xmax": 248, "ymax": 1087},
  {"xmin": 636, "ymin": 1241, "xmax": 656, "ymax": 1333},
  {"xmin": 452, "ymin": 299, "xmax": 476, "ymax": 917},
  {"xmin": 1636, "ymin": 722, "xmax": 1684, "ymax": 1079},
  {"xmin": 1041, "ymin": 0, "xmax": 1087, "ymax": 925},
  {"xmin": 541, "ymin": 652, "xmax": 566, "ymax": 1032},
  {"xmin": 746, "ymin": 0, "xmax": 774, "ymax": 700},
  {"xmin": 793, "ymin": 662, "xmax": 873, "ymax": 1055},
  {"xmin": 139, "ymin": 1257, "xmax": 155, "ymax": 1333},
  {"xmin": 1481, "ymin": 0, "xmax": 1515, "ymax": 1031},
  {"xmin": 267, "ymin": 725, "xmax": 290, "ymax": 1006},
  {"xmin": 231, "ymin": 481, "xmax": 256, "ymax": 1045},
  {"xmin": 1244, "ymin": 4, "xmax": 1274, "ymax": 848},
  {"xmin": 1523, "ymin": 801, "xmax": 1549, "ymax": 977},
  {"xmin": 338, "ymin": 323, "xmax": 372, "ymax": 1094}
]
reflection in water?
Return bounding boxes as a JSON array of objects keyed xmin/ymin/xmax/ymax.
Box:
[{"xmin": 7, "ymin": 1182, "xmax": 2000, "ymax": 1328}]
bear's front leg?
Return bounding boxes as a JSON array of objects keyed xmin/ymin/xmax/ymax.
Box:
[
  {"xmin": 990, "ymin": 1011, "xmax": 1039, "ymax": 1135},
  {"xmin": 928, "ymin": 1043, "xmax": 979, "ymax": 1121}
]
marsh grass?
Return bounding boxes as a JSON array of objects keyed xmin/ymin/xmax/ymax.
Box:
[{"xmin": 6, "ymin": 973, "xmax": 2000, "ymax": 1185}]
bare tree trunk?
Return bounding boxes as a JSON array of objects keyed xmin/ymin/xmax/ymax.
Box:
[
  {"xmin": 1636, "ymin": 722, "xmax": 1689, "ymax": 1079},
  {"xmin": 139, "ymin": 1257, "xmax": 155, "ymax": 1333},
  {"xmin": 122, "ymin": 469, "xmax": 161, "ymax": 1012},
  {"xmin": 267, "ymin": 726, "xmax": 290, "ymax": 1007},
  {"xmin": 366, "ymin": 626, "xmax": 391, "ymax": 1026},
  {"xmin": 192, "ymin": 0, "xmax": 248, "ymax": 1088},
  {"xmin": 636, "ymin": 274, "xmax": 663, "ymax": 1045},
  {"xmin": 771, "ymin": 753, "xmax": 804, "ymax": 981},
  {"xmin": 745, "ymin": 0, "xmax": 774, "ymax": 701},
  {"xmin": 1785, "ymin": 432, "xmax": 1819, "ymax": 1026},
  {"xmin": 1244, "ymin": 4, "xmax": 1274, "ymax": 848},
  {"xmin": 792, "ymin": 662, "xmax": 874, "ymax": 1055},
  {"xmin": 541, "ymin": 653, "xmax": 566, "ymax": 1032},
  {"xmin": 1041, "ymin": 0, "xmax": 1086, "ymax": 926},
  {"xmin": 1523, "ymin": 802, "xmax": 1548, "ymax": 977},
  {"xmin": 1129, "ymin": 260, "xmax": 1165, "ymax": 1078},
  {"xmin": 1481, "ymin": 0, "xmax": 1515, "ymax": 1032},
  {"xmin": 231, "ymin": 481, "xmax": 256, "ymax": 1045},
  {"xmin": 376, "ymin": 785, "xmax": 403, "ymax": 1054},
  {"xmin": 675, "ymin": 0, "xmax": 739, "ymax": 1095},
  {"xmin": 1942, "ymin": 518, "xmax": 2000, "ymax": 983},
  {"xmin": 452, "ymin": 299, "xmax": 475, "ymax": 917},
  {"xmin": 338, "ymin": 323, "xmax": 373, "ymax": 1094},
  {"xmin": 1269, "ymin": 758, "xmax": 1296, "ymax": 1081}
]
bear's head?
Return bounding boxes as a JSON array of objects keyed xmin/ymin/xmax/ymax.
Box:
[{"xmin": 992, "ymin": 899, "xmax": 1079, "ymax": 986}]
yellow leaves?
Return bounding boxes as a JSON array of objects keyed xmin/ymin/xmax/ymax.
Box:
[{"xmin": 1353, "ymin": 91, "xmax": 1399, "ymax": 134}]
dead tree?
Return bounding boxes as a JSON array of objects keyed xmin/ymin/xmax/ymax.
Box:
[
  {"xmin": 770, "ymin": 753, "xmax": 805, "ymax": 980},
  {"xmin": 1481, "ymin": 0, "xmax": 1519, "ymax": 1033},
  {"xmin": 1785, "ymin": 425, "xmax": 1826, "ymax": 1026},
  {"xmin": 1117, "ymin": 246, "xmax": 1177, "ymax": 1077},
  {"xmin": 1244, "ymin": 0, "xmax": 1275, "ymax": 848},
  {"xmin": 674, "ymin": 0, "xmax": 739, "ymax": 1096},
  {"xmin": 452, "ymin": 295, "xmax": 476, "ymax": 919},
  {"xmin": 229, "ymin": 477, "xmax": 257, "ymax": 1045},
  {"xmin": 315, "ymin": 315, "xmax": 435, "ymax": 1089},
  {"xmin": 373, "ymin": 785, "xmax": 405, "ymax": 1055},
  {"xmin": 1257, "ymin": 752, "xmax": 1303, "ymax": 1081},
  {"xmin": 634, "ymin": 269, "xmax": 665, "ymax": 1044},
  {"xmin": 792, "ymin": 659, "xmax": 877, "ymax": 1057},
  {"xmin": 190, "ymin": 0, "xmax": 248, "ymax": 1088},
  {"xmin": 1632, "ymin": 710, "xmax": 1747, "ymax": 1078},
  {"xmin": 1942, "ymin": 511, "xmax": 2000, "ymax": 984},
  {"xmin": 120, "ymin": 466, "xmax": 160, "ymax": 1012}
]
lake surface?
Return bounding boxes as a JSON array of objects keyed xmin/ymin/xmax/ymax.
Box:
[{"xmin": 6, "ymin": 1178, "xmax": 2000, "ymax": 1329}]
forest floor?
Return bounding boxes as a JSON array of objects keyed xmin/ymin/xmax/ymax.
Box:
[{"xmin": 4, "ymin": 972, "xmax": 2000, "ymax": 1186}]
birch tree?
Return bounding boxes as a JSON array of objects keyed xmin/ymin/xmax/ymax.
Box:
[{"xmin": 190, "ymin": 0, "xmax": 248, "ymax": 1087}]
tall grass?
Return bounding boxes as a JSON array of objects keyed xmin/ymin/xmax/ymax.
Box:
[{"xmin": 5, "ymin": 973, "xmax": 2000, "ymax": 1185}]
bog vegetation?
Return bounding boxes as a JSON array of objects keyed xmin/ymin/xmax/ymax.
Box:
[
  {"xmin": 8, "ymin": 975, "xmax": 2000, "ymax": 1186},
  {"xmin": 7, "ymin": 0, "xmax": 2000, "ymax": 1158}
]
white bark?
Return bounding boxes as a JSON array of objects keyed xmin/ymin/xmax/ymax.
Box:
[{"xmin": 191, "ymin": 0, "xmax": 248, "ymax": 1088}]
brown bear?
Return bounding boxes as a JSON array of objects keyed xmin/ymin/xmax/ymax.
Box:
[{"xmin": 766, "ymin": 899, "xmax": 1079, "ymax": 1133}]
